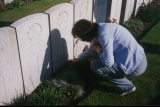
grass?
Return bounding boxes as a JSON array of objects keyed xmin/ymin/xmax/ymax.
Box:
[
  {"xmin": 1, "ymin": 0, "xmax": 160, "ymax": 106},
  {"xmin": 76, "ymin": 21, "xmax": 160, "ymax": 106},
  {"xmin": 0, "ymin": 0, "xmax": 71, "ymax": 27}
]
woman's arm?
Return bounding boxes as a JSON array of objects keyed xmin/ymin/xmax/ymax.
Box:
[{"xmin": 76, "ymin": 38, "xmax": 99, "ymax": 61}]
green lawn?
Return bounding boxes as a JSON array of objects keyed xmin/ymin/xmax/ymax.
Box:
[{"xmin": 0, "ymin": 0, "xmax": 71, "ymax": 27}]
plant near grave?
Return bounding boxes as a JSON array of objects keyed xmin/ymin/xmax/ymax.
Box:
[
  {"xmin": 150, "ymin": 0, "xmax": 160, "ymax": 18},
  {"xmin": 4, "ymin": 0, "xmax": 40, "ymax": 10},
  {"xmin": 3, "ymin": 79, "xmax": 84, "ymax": 106},
  {"xmin": 124, "ymin": 18, "xmax": 144, "ymax": 33},
  {"xmin": 5, "ymin": 0, "xmax": 25, "ymax": 9},
  {"xmin": 52, "ymin": 83, "xmax": 85, "ymax": 105},
  {"xmin": 136, "ymin": 0, "xmax": 160, "ymax": 23}
]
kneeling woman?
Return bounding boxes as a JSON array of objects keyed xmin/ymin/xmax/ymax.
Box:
[{"xmin": 68, "ymin": 19, "xmax": 147, "ymax": 96}]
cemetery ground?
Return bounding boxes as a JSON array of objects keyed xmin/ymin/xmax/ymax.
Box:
[{"xmin": 0, "ymin": 0, "xmax": 160, "ymax": 106}]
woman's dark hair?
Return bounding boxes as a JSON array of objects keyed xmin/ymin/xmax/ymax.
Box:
[{"xmin": 71, "ymin": 19, "xmax": 98, "ymax": 42}]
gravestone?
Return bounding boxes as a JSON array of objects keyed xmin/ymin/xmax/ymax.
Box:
[
  {"xmin": 93, "ymin": 0, "xmax": 108, "ymax": 23},
  {"xmin": 110, "ymin": 0, "xmax": 122, "ymax": 24},
  {"xmin": 45, "ymin": 3, "xmax": 74, "ymax": 73},
  {"xmin": 143, "ymin": 0, "xmax": 150, "ymax": 4},
  {"xmin": 135, "ymin": 0, "xmax": 143, "ymax": 16},
  {"xmin": 3, "ymin": 0, "xmax": 13, "ymax": 5},
  {"xmin": 0, "ymin": 27, "xmax": 23, "ymax": 105},
  {"xmin": 123, "ymin": 0, "xmax": 135, "ymax": 23},
  {"xmin": 10, "ymin": 13, "xmax": 52, "ymax": 95},
  {"xmin": 70, "ymin": 0, "xmax": 93, "ymax": 22},
  {"xmin": 70, "ymin": 0, "xmax": 93, "ymax": 59}
]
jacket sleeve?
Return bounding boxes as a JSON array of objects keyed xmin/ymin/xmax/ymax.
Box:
[
  {"xmin": 98, "ymin": 35, "xmax": 114, "ymax": 67},
  {"xmin": 76, "ymin": 38, "xmax": 99, "ymax": 61}
]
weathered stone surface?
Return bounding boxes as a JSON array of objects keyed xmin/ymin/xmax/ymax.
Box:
[
  {"xmin": 110, "ymin": 0, "xmax": 122, "ymax": 24},
  {"xmin": 70, "ymin": 0, "xmax": 93, "ymax": 22},
  {"xmin": 123, "ymin": 0, "xmax": 135, "ymax": 23},
  {"xmin": 45, "ymin": 3, "xmax": 74, "ymax": 73},
  {"xmin": 70, "ymin": 0, "xmax": 93, "ymax": 58},
  {"xmin": 0, "ymin": 27, "xmax": 23, "ymax": 105},
  {"xmin": 10, "ymin": 13, "xmax": 52, "ymax": 95}
]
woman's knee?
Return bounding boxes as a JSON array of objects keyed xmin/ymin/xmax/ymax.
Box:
[
  {"xmin": 90, "ymin": 60, "xmax": 114, "ymax": 78},
  {"xmin": 90, "ymin": 60, "xmax": 103, "ymax": 75},
  {"xmin": 90, "ymin": 59, "xmax": 99, "ymax": 70},
  {"xmin": 90, "ymin": 59, "xmax": 106, "ymax": 73}
]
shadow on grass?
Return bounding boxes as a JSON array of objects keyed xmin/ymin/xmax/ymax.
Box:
[
  {"xmin": 136, "ymin": 18, "xmax": 160, "ymax": 42},
  {"xmin": 69, "ymin": 77, "xmax": 116, "ymax": 105},
  {"xmin": 94, "ymin": 82, "xmax": 116, "ymax": 93},
  {"xmin": 139, "ymin": 42, "xmax": 160, "ymax": 54},
  {"xmin": 149, "ymin": 82, "xmax": 160, "ymax": 105},
  {"xmin": 0, "ymin": 21, "xmax": 13, "ymax": 27}
]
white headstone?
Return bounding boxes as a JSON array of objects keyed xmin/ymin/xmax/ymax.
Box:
[
  {"xmin": 70, "ymin": 0, "xmax": 93, "ymax": 22},
  {"xmin": 3, "ymin": 0, "xmax": 13, "ymax": 5},
  {"xmin": 135, "ymin": 0, "xmax": 143, "ymax": 16},
  {"xmin": 143, "ymin": 0, "xmax": 150, "ymax": 4},
  {"xmin": 10, "ymin": 13, "xmax": 52, "ymax": 95},
  {"xmin": 110, "ymin": 0, "xmax": 122, "ymax": 24},
  {"xmin": 0, "ymin": 27, "xmax": 23, "ymax": 105},
  {"xmin": 93, "ymin": 0, "xmax": 108, "ymax": 23},
  {"xmin": 70, "ymin": 0, "xmax": 93, "ymax": 58},
  {"xmin": 45, "ymin": 3, "xmax": 74, "ymax": 73},
  {"xmin": 123, "ymin": 0, "xmax": 135, "ymax": 23}
]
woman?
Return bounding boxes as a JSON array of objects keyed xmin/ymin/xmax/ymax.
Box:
[{"xmin": 68, "ymin": 19, "xmax": 147, "ymax": 96}]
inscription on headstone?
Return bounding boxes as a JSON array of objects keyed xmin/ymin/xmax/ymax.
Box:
[
  {"xmin": 27, "ymin": 23, "xmax": 42, "ymax": 41},
  {"xmin": 79, "ymin": 1, "xmax": 88, "ymax": 17},
  {"xmin": 57, "ymin": 11, "xmax": 68, "ymax": 27},
  {"xmin": 10, "ymin": 13, "xmax": 52, "ymax": 95},
  {"xmin": 70, "ymin": 0, "xmax": 93, "ymax": 58},
  {"xmin": 45, "ymin": 3, "xmax": 73, "ymax": 73},
  {"xmin": 70, "ymin": 0, "xmax": 93, "ymax": 22}
]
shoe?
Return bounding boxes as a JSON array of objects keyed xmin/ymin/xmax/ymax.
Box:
[{"xmin": 120, "ymin": 86, "xmax": 136, "ymax": 96}]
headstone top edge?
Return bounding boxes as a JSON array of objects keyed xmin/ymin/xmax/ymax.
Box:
[
  {"xmin": 45, "ymin": 3, "xmax": 73, "ymax": 14},
  {"xmin": 10, "ymin": 13, "xmax": 47, "ymax": 28}
]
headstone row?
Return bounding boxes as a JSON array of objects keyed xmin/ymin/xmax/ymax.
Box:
[{"xmin": 0, "ymin": 0, "xmax": 151, "ymax": 105}]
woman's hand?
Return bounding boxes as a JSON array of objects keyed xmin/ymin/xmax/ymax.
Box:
[{"xmin": 93, "ymin": 44, "xmax": 102, "ymax": 53}]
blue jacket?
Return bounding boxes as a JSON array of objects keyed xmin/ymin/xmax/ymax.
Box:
[{"xmin": 77, "ymin": 23, "xmax": 145, "ymax": 75}]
